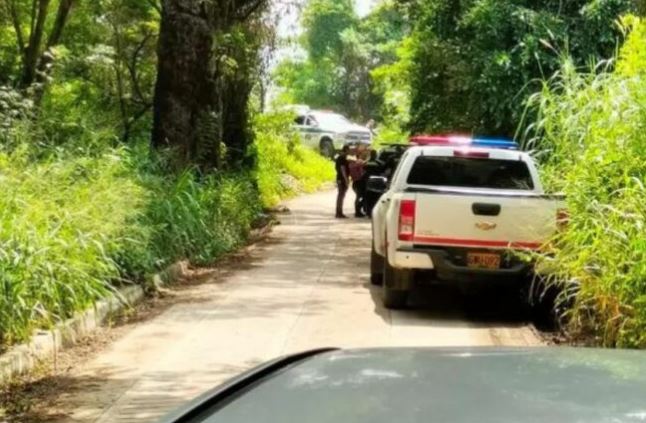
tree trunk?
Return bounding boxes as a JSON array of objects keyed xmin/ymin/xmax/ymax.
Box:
[
  {"xmin": 222, "ymin": 73, "xmax": 253, "ymax": 167},
  {"xmin": 151, "ymin": 0, "xmax": 216, "ymax": 168},
  {"xmin": 34, "ymin": 0, "xmax": 74, "ymax": 83},
  {"xmin": 45, "ymin": 0, "xmax": 73, "ymax": 49},
  {"xmin": 20, "ymin": 0, "xmax": 50, "ymax": 87},
  {"xmin": 151, "ymin": 0, "xmax": 267, "ymax": 170},
  {"xmin": 16, "ymin": 0, "xmax": 74, "ymax": 91}
]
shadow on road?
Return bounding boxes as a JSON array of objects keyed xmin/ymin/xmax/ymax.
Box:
[{"xmin": 367, "ymin": 281, "xmax": 533, "ymax": 326}]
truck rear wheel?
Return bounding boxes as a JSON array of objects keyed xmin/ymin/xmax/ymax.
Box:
[
  {"xmin": 370, "ymin": 242, "xmax": 384, "ymax": 286},
  {"xmin": 382, "ymin": 254, "xmax": 411, "ymax": 309},
  {"xmin": 383, "ymin": 285, "xmax": 409, "ymax": 309}
]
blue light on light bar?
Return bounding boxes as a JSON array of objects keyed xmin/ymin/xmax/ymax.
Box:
[{"xmin": 470, "ymin": 138, "xmax": 519, "ymax": 150}]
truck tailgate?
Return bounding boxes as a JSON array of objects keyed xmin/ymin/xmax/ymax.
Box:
[{"xmin": 412, "ymin": 191, "xmax": 561, "ymax": 249}]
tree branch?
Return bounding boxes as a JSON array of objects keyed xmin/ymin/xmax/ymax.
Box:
[
  {"xmin": 21, "ymin": 0, "xmax": 50, "ymax": 87},
  {"xmin": 125, "ymin": 32, "xmax": 153, "ymax": 105},
  {"xmin": 5, "ymin": 0, "xmax": 26, "ymax": 55},
  {"xmin": 235, "ymin": 0, "xmax": 267, "ymax": 22},
  {"xmin": 45, "ymin": 0, "xmax": 74, "ymax": 48},
  {"xmin": 125, "ymin": 103, "xmax": 153, "ymax": 140},
  {"xmin": 29, "ymin": 0, "xmax": 37, "ymax": 36}
]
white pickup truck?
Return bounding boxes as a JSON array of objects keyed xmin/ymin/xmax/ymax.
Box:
[{"xmin": 370, "ymin": 137, "xmax": 566, "ymax": 309}]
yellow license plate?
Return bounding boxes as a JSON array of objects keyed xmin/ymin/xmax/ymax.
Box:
[{"xmin": 467, "ymin": 252, "xmax": 501, "ymax": 270}]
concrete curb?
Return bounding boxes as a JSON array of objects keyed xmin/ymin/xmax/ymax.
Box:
[
  {"xmin": 0, "ymin": 262, "xmax": 188, "ymax": 383},
  {"xmin": 0, "ymin": 216, "xmax": 276, "ymax": 384}
]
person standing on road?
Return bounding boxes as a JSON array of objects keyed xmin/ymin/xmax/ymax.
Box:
[
  {"xmin": 349, "ymin": 148, "xmax": 368, "ymax": 217},
  {"xmin": 335, "ymin": 145, "xmax": 351, "ymax": 218}
]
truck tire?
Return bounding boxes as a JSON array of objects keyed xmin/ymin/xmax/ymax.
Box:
[
  {"xmin": 382, "ymin": 254, "xmax": 411, "ymax": 309},
  {"xmin": 370, "ymin": 242, "xmax": 384, "ymax": 286},
  {"xmin": 383, "ymin": 284, "xmax": 408, "ymax": 310},
  {"xmin": 522, "ymin": 276, "xmax": 560, "ymax": 330},
  {"xmin": 320, "ymin": 138, "xmax": 335, "ymax": 159}
]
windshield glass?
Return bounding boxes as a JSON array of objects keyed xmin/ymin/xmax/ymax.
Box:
[
  {"xmin": 310, "ymin": 112, "xmax": 351, "ymax": 127},
  {"xmin": 407, "ymin": 156, "xmax": 534, "ymax": 190}
]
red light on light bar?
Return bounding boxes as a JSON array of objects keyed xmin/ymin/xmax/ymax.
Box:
[
  {"xmin": 410, "ymin": 135, "xmax": 472, "ymax": 146},
  {"xmin": 453, "ymin": 150, "xmax": 490, "ymax": 158},
  {"xmin": 410, "ymin": 134, "xmax": 519, "ymax": 150}
]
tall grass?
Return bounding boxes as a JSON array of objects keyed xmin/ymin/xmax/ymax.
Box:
[
  {"xmin": 143, "ymin": 170, "xmax": 261, "ymax": 267},
  {"xmin": 254, "ymin": 112, "xmax": 334, "ymax": 207},
  {"xmin": 0, "ymin": 110, "xmax": 333, "ymax": 347},
  {"xmin": 0, "ymin": 148, "xmax": 146, "ymax": 345},
  {"xmin": 529, "ymin": 18, "xmax": 646, "ymax": 347}
]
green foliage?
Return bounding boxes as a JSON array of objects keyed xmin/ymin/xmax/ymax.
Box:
[
  {"xmin": 302, "ymin": 0, "xmax": 357, "ymax": 60},
  {"xmin": 0, "ymin": 106, "xmax": 332, "ymax": 346},
  {"xmin": 0, "ymin": 0, "xmax": 331, "ymax": 348},
  {"xmin": 371, "ymin": 35, "xmax": 414, "ymax": 138},
  {"xmin": 406, "ymin": 0, "xmax": 633, "ymax": 136},
  {"xmin": 275, "ymin": 0, "xmax": 407, "ymax": 121},
  {"xmin": 0, "ymin": 86, "xmax": 33, "ymax": 131},
  {"xmin": 530, "ymin": 17, "xmax": 646, "ymax": 347},
  {"xmin": 0, "ymin": 147, "xmax": 145, "ymax": 345},
  {"xmin": 274, "ymin": 57, "xmax": 338, "ymax": 108},
  {"xmin": 0, "ymin": 0, "xmax": 158, "ymax": 143},
  {"xmin": 254, "ymin": 111, "xmax": 334, "ymax": 207},
  {"xmin": 142, "ymin": 169, "xmax": 261, "ymax": 268}
]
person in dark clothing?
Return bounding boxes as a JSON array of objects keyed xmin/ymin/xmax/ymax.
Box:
[
  {"xmin": 349, "ymin": 151, "xmax": 367, "ymax": 217},
  {"xmin": 335, "ymin": 145, "xmax": 351, "ymax": 218},
  {"xmin": 362, "ymin": 149, "xmax": 385, "ymax": 216}
]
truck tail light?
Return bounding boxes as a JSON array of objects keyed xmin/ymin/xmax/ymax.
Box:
[
  {"xmin": 556, "ymin": 208, "xmax": 569, "ymax": 231},
  {"xmin": 398, "ymin": 200, "xmax": 416, "ymax": 241}
]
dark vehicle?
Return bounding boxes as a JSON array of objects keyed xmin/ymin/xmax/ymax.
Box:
[
  {"xmin": 160, "ymin": 347, "xmax": 646, "ymax": 423},
  {"xmin": 364, "ymin": 143, "xmax": 410, "ymax": 216}
]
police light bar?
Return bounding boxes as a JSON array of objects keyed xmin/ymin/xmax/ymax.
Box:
[{"xmin": 410, "ymin": 135, "xmax": 519, "ymax": 150}]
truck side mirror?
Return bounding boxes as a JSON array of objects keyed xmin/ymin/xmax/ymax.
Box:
[{"xmin": 367, "ymin": 176, "xmax": 388, "ymax": 194}]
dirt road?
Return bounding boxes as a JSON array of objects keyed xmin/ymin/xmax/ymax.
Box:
[{"xmin": 45, "ymin": 191, "xmax": 542, "ymax": 422}]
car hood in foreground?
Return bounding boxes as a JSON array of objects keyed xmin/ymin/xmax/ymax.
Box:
[{"xmin": 172, "ymin": 347, "xmax": 646, "ymax": 423}]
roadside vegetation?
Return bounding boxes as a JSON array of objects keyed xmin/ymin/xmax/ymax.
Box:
[
  {"xmin": 0, "ymin": 1, "xmax": 331, "ymax": 347},
  {"xmin": 529, "ymin": 18, "xmax": 646, "ymax": 347},
  {"xmin": 274, "ymin": 1, "xmax": 645, "ymax": 346},
  {"xmin": 254, "ymin": 112, "xmax": 334, "ymax": 207},
  {"xmin": 275, "ymin": 0, "xmax": 409, "ymax": 142},
  {"xmin": 0, "ymin": 111, "xmax": 330, "ymax": 347},
  {"xmin": 274, "ymin": 0, "xmax": 633, "ymax": 139}
]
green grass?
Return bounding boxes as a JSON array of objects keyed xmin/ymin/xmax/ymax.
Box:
[
  {"xmin": 528, "ymin": 17, "xmax": 646, "ymax": 347},
  {"xmin": 0, "ymin": 148, "xmax": 145, "ymax": 345},
  {"xmin": 0, "ymin": 111, "xmax": 333, "ymax": 347},
  {"xmin": 142, "ymin": 169, "xmax": 261, "ymax": 268},
  {"xmin": 254, "ymin": 111, "xmax": 334, "ymax": 207}
]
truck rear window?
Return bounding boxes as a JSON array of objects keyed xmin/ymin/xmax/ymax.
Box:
[{"xmin": 407, "ymin": 156, "xmax": 535, "ymax": 190}]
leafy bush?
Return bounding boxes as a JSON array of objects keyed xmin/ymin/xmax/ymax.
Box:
[
  {"xmin": 143, "ymin": 170, "xmax": 261, "ymax": 267},
  {"xmin": 0, "ymin": 148, "xmax": 145, "ymax": 345},
  {"xmin": 254, "ymin": 111, "xmax": 334, "ymax": 207},
  {"xmin": 274, "ymin": 0, "xmax": 407, "ymax": 122},
  {"xmin": 530, "ymin": 17, "xmax": 646, "ymax": 347},
  {"xmin": 0, "ymin": 146, "xmax": 261, "ymax": 346},
  {"xmin": 406, "ymin": 0, "xmax": 633, "ymax": 136},
  {"xmin": 0, "ymin": 108, "xmax": 333, "ymax": 346}
]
